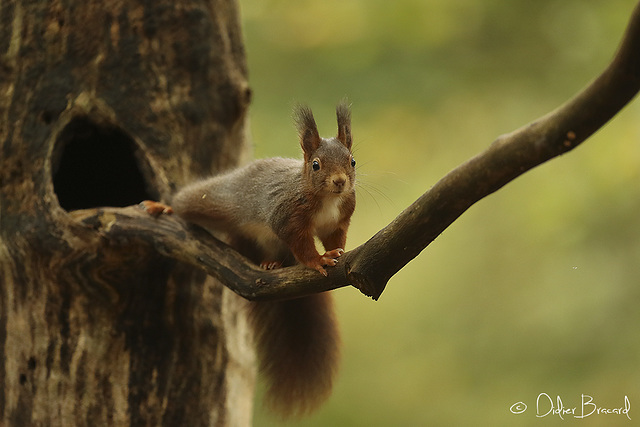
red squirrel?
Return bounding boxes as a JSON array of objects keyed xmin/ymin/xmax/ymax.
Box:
[{"xmin": 143, "ymin": 102, "xmax": 355, "ymax": 418}]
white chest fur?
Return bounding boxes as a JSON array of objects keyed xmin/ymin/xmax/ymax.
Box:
[{"xmin": 312, "ymin": 196, "xmax": 342, "ymax": 236}]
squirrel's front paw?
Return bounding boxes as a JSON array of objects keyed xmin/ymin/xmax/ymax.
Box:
[
  {"xmin": 311, "ymin": 249, "xmax": 344, "ymax": 276},
  {"xmin": 140, "ymin": 200, "xmax": 173, "ymax": 216},
  {"xmin": 321, "ymin": 248, "xmax": 344, "ymax": 265}
]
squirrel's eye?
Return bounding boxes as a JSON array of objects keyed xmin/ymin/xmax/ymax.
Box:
[
  {"xmin": 351, "ymin": 157, "xmax": 356, "ymax": 168},
  {"xmin": 312, "ymin": 160, "xmax": 320, "ymax": 171}
]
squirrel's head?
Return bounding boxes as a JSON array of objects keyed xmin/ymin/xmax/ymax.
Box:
[{"xmin": 295, "ymin": 102, "xmax": 355, "ymax": 196}]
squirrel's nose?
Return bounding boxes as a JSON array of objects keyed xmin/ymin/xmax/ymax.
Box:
[{"xmin": 333, "ymin": 177, "xmax": 346, "ymax": 189}]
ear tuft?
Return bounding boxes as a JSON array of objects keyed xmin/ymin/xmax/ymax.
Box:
[
  {"xmin": 336, "ymin": 101, "xmax": 352, "ymax": 149},
  {"xmin": 294, "ymin": 104, "xmax": 321, "ymax": 158}
]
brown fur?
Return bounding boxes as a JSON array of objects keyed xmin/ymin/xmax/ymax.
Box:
[
  {"xmin": 249, "ymin": 294, "xmax": 340, "ymax": 418},
  {"xmin": 168, "ymin": 103, "xmax": 355, "ymax": 418}
]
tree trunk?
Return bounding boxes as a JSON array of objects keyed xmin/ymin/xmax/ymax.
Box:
[{"xmin": 0, "ymin": 0, "xmax": 254, "ymax": 425}]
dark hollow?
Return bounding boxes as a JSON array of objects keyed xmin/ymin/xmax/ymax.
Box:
[{"xmin": 53, "ymin": 118, "xmax": 152, "ymax": 211}]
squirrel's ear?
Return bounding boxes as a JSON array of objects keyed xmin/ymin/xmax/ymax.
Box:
[
  {"xmin": 294, "ymin": 104, "xmax": 321, "ymax": 159},
  {"xmin": 336, "ymin": 101, "xmax": 352, "ymax": 149}
]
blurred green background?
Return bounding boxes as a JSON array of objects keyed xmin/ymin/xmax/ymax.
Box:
[{"xmin": 238, "ymin": 0, "xmax": 640, "ymax": 425}]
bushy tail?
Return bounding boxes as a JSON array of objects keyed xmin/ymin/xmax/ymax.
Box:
[{"xmin": 248, "ymin": 292, "xmax": 340, "ymax": 419}]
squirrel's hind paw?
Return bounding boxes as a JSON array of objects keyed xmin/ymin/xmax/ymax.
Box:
[{"xmin": 260, "ymin": 261, "xmax": 283, "ymax": 270}]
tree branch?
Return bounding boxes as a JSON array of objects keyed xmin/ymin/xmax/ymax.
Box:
[
  {"xmin": 69, "ymin": 206, "xmax": 347, "ymax": 301},
  {"xmin": 71, "ymin": 1, "xmax": 640, "ymax": 301},
  {"xmin": 346, "ymin": 0, "xmax": 640, "ymax": 299}
]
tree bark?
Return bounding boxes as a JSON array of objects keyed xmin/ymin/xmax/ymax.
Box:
[{"xmin": 0, "ymin": 0, "xmax": 253, "ymax": 426}]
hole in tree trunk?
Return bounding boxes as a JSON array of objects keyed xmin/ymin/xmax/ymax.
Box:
[{"xmin": 53, "ymin": 117, "xmax": 154, "ymax": 211}]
